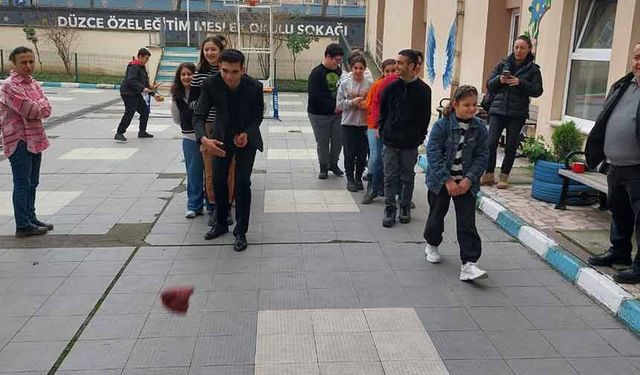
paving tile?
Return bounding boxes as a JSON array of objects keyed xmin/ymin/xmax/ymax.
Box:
[
  {"xmin": 316, "ymin": 333, "xmax": 378, "ymax": 362},
  {"xmin": 193, "ymin": 335, "xmax": 256, "ymax": 365},
  {"xmin": 344, "ymin": 256, "xmax": 390, "ymax": 271},
  {"xmin": 55, "ymin": 276, "xmax": 113, "ymax": 295},
  {"xmin": 58, "ymin": 370, "xmax": 122, "ymax": 375},
  {"xmin": 124, "ymin": 260, "xmax": 174, "ymax": 276},
  {"xmin": 134, "ymin": 246, "xmax": 180, "ymax": 260},
  {"xmin": 416, "ymin": 307, "xmax": 479, "ymax": 331},
  {"xmin": 85, "ymin": 247, "xmax": 134, "ymax": 261},
  {"xmin": 0, "ymin": 317, "xmax": 28, "ymax": 347},
  {"xmin": 205, "ymin": 291, "xmax": 258, "ymax": 312},
  {"xmin": 404, "ymin": 287, "xmax": 462, "ymax": 308},
  {"xmin": 71, "ymin": 261, "xmax": 125, "ymax": 276},
  {"xmin": 569, "ymin": 306, "xmax": 622, "ymax": 329},
  {"xmin": 82, "ymin": 314, "xmax": 146, "ymax": 340},
  {"xmin": 257, "ymin": 272, "xmax": 307, "ymax": 290},
  {"xmin": 518, "ymin": 306, "xmax": 589, "ymax": 330},
  {"xmin": 467, "ymin": 306, "xmax": 534, "ymax": 331},
  {"xmin": 212, "ymin": 274, "xmax": 257, "ymax": 291},
  {"xmin": 596, "ymin": 329, "xmax": 640, "ymax": 356},
  {"xmin": 0, "ymin": 294, "xmax": 49, "ymax": 317},
  {"xmin": 261, "ymin": 244, "xmax": 303, "ymax": 258},
  {"xmin": 444, "ymin": 359, "xmax": 514, "ymax": 375},
  {"xmin": 259, "ymin": 289, "xmax": 310, "ymax": 310},
  {"xmin": 256, "ymin": 363, "xmax": 320, "ymax": 375},
  {"xmin": 255, "ymin": 334, "xmax": 317, "ymax": 364},
  {"xmin": 429, "ymin": 331, "xmax": 500, "ymax": 360},
  {"xmin": 163, "ymin": 274, "xmax": 213, "ymax": 292},
  {"xmin": 0, "ymin": 341, "xmax": 67, "ymax": 372},
  {"xmin": 540, "ymin": 329, "xmax": 619, "ymax": 358},
  {"xmin": 111, "ymin": 275, "xmax": 166, "ymax": 294},
  {"xmin": 215, "ymin": 258, "xmax": 261, "ymax": 274},
  {"xmin": 486, "ymin": 330, "xmax": 560, "ymax": 359},
  {"xmin": 364, "ymin": 308, "xmax": 425, "ymax": 332},
  {"xmin": 60, "ymin": 339, "xmax": 136, "ymax": 371},
  {"xmin": 546, "ymin": 285, "xmax": 594, "ymax": 306},
  {"xmin": 372, "ymin": 332, "xmax": 441, "ymax": 361},
  {"xmin": 308, "ymin": 287, "xmax": 361, "ymax": 309},
  {"xmin": 568, "ymin": 357, "xmax": 639, "ymax": 375},
  {"xmin": 506, "ymin": 359, "xmax": 577, "ymax": 375},
  {"xmin": 260, "ymin": 257, "xmax": 303, "ymax": 273},
  {"xmin": 350, "ymin": 270, "xmax": 399, "ymax": 288},
  {"xmin": 98, "ymin": 293, "xmax": 157, "ymax": 315},
  {"xmin": 257, "ymin": 310, "xmax": 313, "ymax": 336},
  {"xmin": 35, "ymin": 293, "xmax": 100, "ymax": 317},
  {"xmin": 382, "ymin": 360, "xmax": 450, "ymax": 375},
  {"xmin": 14, "ymin": 316, "xmax": 84, "ymax": 342},
  {"xmin": 188, "ymin": 365, "xmax": 254, "ymax": 375},
  {"xmin": 500, "ymin": 287, "xmax": 563, "ymax": 306},
  {"xmin": 122, "ymin": 368, "xmax": 189, "ymax": 375},
  {"xmin": 199, "ymin": 312, "xmax": 257, "ymax": 337},
  {"xmin": 448, "ymin": 286, "xmax": 512, "ymax": 307},
  {"xmin": 5, "ymin": 277, "xmax": 66, "ymax": 295},
  {"xmin": 394, "ymin": 270, "xmax": 448, "ymax": 287},
  {"xmin": 311, "ymin": 309, "xmax": 368, "ymax": 333}
]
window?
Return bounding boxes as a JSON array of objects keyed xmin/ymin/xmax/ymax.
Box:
[
  {"xmin": 508, "ymin": 9, "xmax": 520, "ymax": 54},
  {"xmin": 564, "ymin": 0, "xmax": 617, "ymax": 132}
]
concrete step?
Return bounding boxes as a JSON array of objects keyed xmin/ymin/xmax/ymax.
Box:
[{"xmin": 161, "ymin": 55, "xmax": 199, "ymax": 62}]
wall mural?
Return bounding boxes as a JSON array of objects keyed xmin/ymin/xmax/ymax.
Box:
[
  {"xmin": 425, "ymin": 19, "xmax": 457, "ymax": 89},
  {"xmin": 525, "ymin": 0, "xmax": 552, "ymax": 52}
]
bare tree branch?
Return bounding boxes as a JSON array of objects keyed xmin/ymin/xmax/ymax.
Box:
[{"xmin": 40, "ymin": 15, "xmax": 79, "ymax": 75}]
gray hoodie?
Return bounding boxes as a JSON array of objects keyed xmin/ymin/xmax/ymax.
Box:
[{"xmin": 336, "ymin": 75, "xmax": 373, "ymax": 126}]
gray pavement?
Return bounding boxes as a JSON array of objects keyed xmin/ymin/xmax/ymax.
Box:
[{"xmin": 1, "ymin": 88, "xmax": 640, "ymax": 374}]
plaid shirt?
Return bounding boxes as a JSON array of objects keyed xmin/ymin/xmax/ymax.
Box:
[{"xmin": 0, "ymin": 71, "xmax": 51, "ymax": 157}]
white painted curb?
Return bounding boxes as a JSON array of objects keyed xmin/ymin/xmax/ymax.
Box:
[
  {"xmin": 60, "ymin": 82, "xmax": 81, "ymax": 88},
  {"xmin": 518, "ymin": 226, "xmax": 556, "ymax": 258},
  {"xmin": 577, "ymin": 268, "xmax": 633, "ymax": 314},
  {"xmin": 478, "ymin": 196, "xmax": 506, "ymax": 221}
]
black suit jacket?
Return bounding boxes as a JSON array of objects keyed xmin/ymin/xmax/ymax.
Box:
[{"xmin": 193, "ymin": 73, "xmax": 264, "ymax": 152}]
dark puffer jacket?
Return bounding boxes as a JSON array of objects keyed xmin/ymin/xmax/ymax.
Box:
[
  {"xmin": 120, "ymin": 59, "xmax": 150, "ymax": 96},
  {"xmin": 486, "ymin": 53, "xmax": 543, "ymax": 119}
]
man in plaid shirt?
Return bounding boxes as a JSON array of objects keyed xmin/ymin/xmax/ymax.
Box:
[{"xmin": 0, "ymin": 46, "xmax": 53, "ymax": 237}]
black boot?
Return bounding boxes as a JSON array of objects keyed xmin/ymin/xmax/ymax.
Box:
[
  {"xmin": 382, "ymin": 206, "xmax": 396, "ymax": 228},
  {"xmin": 318, "ymin": 165, "xmax": 329, "ymax": 180},
  {"xmin": 614, "ymin": 265, "xmax": 640, "ymax": 284},
  {"xmin": 354, "ymin": 173, "xmax": 364, "ymax": 191},
  {"xmin": 204, "ymin": 224, "xmax": 229, "ymax": 240},
  {"xmin": 208, "ymin": 209, "xmax": 217, "ymax": 227},
  {"xmin": 399, "ymin": 205, "xmax": 411, "ymax": 224},
  {"xmin": 330, "ymin": 164, "xmax": 344, "ymax": 177},
  {"xmin": 346, "ymin": 173, "xmax": 358, "ymax": 192}
]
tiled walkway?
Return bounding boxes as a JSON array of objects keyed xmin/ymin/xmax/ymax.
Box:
[{"xmin": 1, "ymin": 90, "xmax": 640, "ymax": 374}]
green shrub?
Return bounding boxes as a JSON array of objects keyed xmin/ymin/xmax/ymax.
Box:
[
  {"xmin": 521, "ymin": 136, "xmax": 554, "ymax": 163},
  {"xmin": 552, "ymin": 120, "xmax": 583, "ymax": 161}
]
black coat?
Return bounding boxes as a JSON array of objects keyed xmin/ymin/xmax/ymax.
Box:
[
  {"xmin": 120, "ymin": 62, "xmax": 149, "ymax": 96},
  {"xmin": 486, "ymin": 54, "xmax": 543, "ymax": 119},
  {"xmin": 585, "ymin": 72, "xmax": 640, "ymax": 169},
  {"xmin": 193, "ymin": 74, "xmax": 264, "ymax": 152},
  {"xmin": 378, "ymin": 78, "xmax": 432, "ymax": 149}
]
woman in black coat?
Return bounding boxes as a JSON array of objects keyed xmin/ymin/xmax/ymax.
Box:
[{"xmin": 482, "ymin": 35, "xmax": 543, "ymax": 188}]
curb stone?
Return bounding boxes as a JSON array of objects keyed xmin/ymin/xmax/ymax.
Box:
[{"xmin": 476, "ymin": 191, "xmax": 640, "ymax": 334}]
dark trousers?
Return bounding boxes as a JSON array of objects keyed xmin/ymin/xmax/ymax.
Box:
[
  {"xmin": 117, "ymin": 94, "xmax": 149, "ymax": 134},
  {"xmin": 424, "ymin": 189, "xmax": 482, "ymax": 264},
  {"xmin": 342, "ymin": 126, "xmax": 368, "ymax": 179},
  {"xmin": 608, "ymin": 165, "xmax": 640, "ymax": 263},
  {"xmin": 382, "ymin": 145, "xmax": 418, "ymax": 208},
  {"xmin": 487, "ymin": 115, "xmax": 526, "ymax": 175},
  {"xmin": 9, "ymin": 141, "xmax": 42, "ymax": 230},
  {"xmin": 308, "ymin": 113, "xmax": 342, "ymax": 170},
  {"xmin": 212, "ymin": 145, "xmax": 257, "ymax": 236}
]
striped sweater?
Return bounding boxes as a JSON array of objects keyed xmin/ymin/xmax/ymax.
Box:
[{"xmin": 188, "ymin": 65, "xmax": 219, "ymax": 123}]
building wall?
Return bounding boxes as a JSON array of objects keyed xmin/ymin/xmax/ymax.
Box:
[
  {"xmin": 382, "ymin": 0, "xmax": 414, "ymax": 59},
  {"xmin": 483, "ymin": 0, "xmax": 513, "ymax": 92}
]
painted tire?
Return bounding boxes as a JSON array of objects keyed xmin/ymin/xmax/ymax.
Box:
[
  {"xmin": 534, "ymin": 160, "xmax": 580, "ymax": 185},
  {"xmin": 531, "ymin": 179, "xmax": 598, "ymax": 206}
]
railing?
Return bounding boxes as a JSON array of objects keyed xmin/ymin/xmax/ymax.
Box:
[{"xmin": 375, "ymin": 37, "xmax": 383, "ymax": 68}]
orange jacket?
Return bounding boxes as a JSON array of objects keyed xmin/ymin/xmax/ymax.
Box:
[{"xmin": 366, "ymin": 74, "xmax": 399, "ymax": 129}]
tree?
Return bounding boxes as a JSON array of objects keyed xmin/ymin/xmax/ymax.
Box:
[
  {"xmin": 22, "ymin": 26, "xmax": 43, "ymax": 70},
  {"xmin": 286, "ymin": 33, "xmax": 314, "ymax": 81},
  {"xmin": 41, "ymin": 17, "xmax": 79, "ymax": 75}
]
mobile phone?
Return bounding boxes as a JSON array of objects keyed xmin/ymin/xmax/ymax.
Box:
[{"xmin": 502, "ymin": 69, "xmax": 512, "ymax": 77}]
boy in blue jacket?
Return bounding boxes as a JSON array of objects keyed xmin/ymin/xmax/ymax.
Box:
[{"xmin": 424, "ymin": 85, "xmax": 489, "ymax": 281}]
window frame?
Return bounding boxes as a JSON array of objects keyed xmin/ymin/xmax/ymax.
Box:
[{"xmin": 508, "ymin": 9, "xmax": 521, "ymax": 55}]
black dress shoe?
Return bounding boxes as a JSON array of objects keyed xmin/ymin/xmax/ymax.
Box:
[
  {"xmin": 318, "ymin": 169, "xmax": 328, "ymax": 180},
  {"xmin": 138, "ymin": 131, "xmax": 154, "ymax": 138},
  {"xmin": 233, "ymin": 234, "xmax": 248, "ymax": 252},
  {"xmin": 204, "ymin": 225, "xmax": 228, "ymax": 240},
  {"xmin": 329, "ymin": 164, "xmax": 344, "ymax": 177},
  {"xmin": 588, "ymin": 250, "xmax": 632, "ymax": 267},
  {"xmin": 15, "ymin": 226, "xmax": 48, "ymax": 238},
  {"xmin": 33, "ymin": 219, "xmax": 54, "ymax": 231},
  {"xmin": 614, "ymin": 267, "xmax": 640, "ymax": 284},
  {"xmin": 208, "ymin": 210, "xmax": 217, "ymax": 227}
]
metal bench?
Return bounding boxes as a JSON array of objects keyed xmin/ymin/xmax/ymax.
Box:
[{"xmin": 555, "ymin": 151, "xmax": 608, "ymax": 210}]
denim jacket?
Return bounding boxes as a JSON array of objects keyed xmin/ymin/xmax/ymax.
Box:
[{"xmin": 426, "ymin": 114, "xmax": 489, "ymax": 195}]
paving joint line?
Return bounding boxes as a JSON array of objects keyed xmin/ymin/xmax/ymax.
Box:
[{"xmin": 44, "ymin": 98, "xmax": 121, "ymax": 130}]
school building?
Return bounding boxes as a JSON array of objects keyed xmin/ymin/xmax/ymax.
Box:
[{"xmin": 365, "ymin": 0, "xmax": 640, "ymax": 140}]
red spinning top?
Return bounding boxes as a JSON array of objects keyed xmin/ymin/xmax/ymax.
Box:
[{"xmin": 161, "ymin": 286, "xmax": 194, "ymax": 314}]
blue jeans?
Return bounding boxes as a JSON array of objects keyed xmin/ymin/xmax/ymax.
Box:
[
  {"xmin": 367, "ymin": 129, "xmax": 384, "ymax": 195},
  {"xmin": 182, "ymin": 138, "xmax": 205, "ymax": 212},
  {"xmin": 9, "ymin": 141, "xmax": 42, "ymax": 230}
]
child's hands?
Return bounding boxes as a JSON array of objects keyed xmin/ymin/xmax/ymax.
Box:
[
  {"xmin": 445, "ymin": 178, "xmax": 459, "ymax": 196},
  {"xmin": 457, "ymin": 178, "xmax": 472, "ymax": 195}
]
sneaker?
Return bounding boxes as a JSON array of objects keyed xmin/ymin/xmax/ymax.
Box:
[
  {"xmin": 399, "ymin": 206, "xmax": 411, "ymax": 224},
  {"xmin": 382, "ymin": 206, "xmax": 396, "ymax": 228},
  {"xmin": 15, "ymin": 226, "xmax": 48, "ymax": 238},
  {"xmin": 425, "ymin": 244, "xmax": 441, "ymax": 263},
  {"xmin": 114, "ymin": 133, "xmax": 127, "ymax": 142},
  {"xmin": 329, "ymin": 164, "xmax": 344, "ymax": 177},
  {"xmin": 460, "ymin": 262, "xmax": 488, "ymax": 281},
  {"xmin": 138, "ymin": 131, "xmax": 154, "ymax": 138},
  {"xmin": 361, "ymin": 192, "xmax": 378, "ymax": 204},
  {"xmin": 32, "ymin": 219, "xmax": 54, "ymax": 231},
  {"xmin": 185, "ymin": 210, "xmax": 197, "ymax": 219}
]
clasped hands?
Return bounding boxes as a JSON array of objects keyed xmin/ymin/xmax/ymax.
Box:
[
  {"xmin": 445, "ymin": 177, "xmax": 472, "ymax": 197},
  {"xmin": 499, "ymin": 75, "xmax": 520, "ymax": 86},
  {"xmin": 200, "ymin": 132, "xmax": 248, "ymax": 157}
]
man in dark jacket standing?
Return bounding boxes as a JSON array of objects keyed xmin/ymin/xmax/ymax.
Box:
[
  {"xmin": 115, "ymin": 48, "xmax": 156, "ymax": 142},
  {"xmin": 193, "ymin": 49, "xmax": 264, "ymax": 252},
  {"xmin": 586, "ymin": 43, "xmax": 640, "ymax": 284},
  {"xmin": 379, "ymin": 49, "xmax": 431, "ymax": 227},
  {"xmin": 307, "ymin": 43, "xmax": 344, "ymax": 179}
]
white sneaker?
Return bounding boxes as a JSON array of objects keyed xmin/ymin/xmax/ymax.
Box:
[
  {"xmin": 460, "ymin": 262, "xmax": 488, "ymax": 281},
  {"xmin": 185, "ymin": 210, "xmax": 197, "ymax": 219},
  {"xmin": 425, "ymin": 244, "xmax": 441, "ymax": 264}
]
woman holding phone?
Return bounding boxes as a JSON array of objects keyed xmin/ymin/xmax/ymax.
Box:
[{"xmin": 482, "ymin": 35, "xmax": 543, "ymax": 189}]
